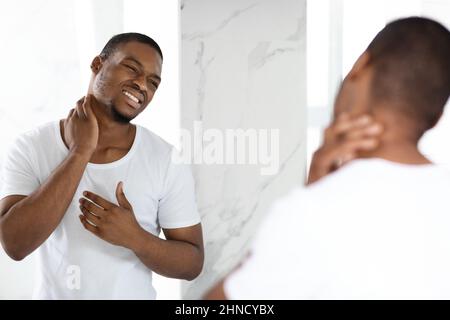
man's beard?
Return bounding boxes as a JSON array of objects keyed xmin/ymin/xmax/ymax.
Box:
[
  {"xmin": 94, "ymin": 74, "xmax": 134, "ymax": 124},
  {"xmin": 110, "ymin": 103, "xmax": 133, "ymax": 124}
]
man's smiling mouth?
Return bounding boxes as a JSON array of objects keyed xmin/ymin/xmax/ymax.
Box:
[{"xmin": 122, "ymin": 90, "xmax": 140, "ymax": 104}]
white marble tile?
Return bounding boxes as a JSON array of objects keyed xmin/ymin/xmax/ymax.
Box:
[{"xmin": 180, "ymin": 0, "xmax": 307, "ymax": 299}]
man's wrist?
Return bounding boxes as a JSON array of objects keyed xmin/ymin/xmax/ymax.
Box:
[
  {"xmin": 69, "ymin": 149, "xmax": 93, "ymax": 163},
  {"xmin": 127, "ymin": 226, "xmax": 153, "ymax": 255}
]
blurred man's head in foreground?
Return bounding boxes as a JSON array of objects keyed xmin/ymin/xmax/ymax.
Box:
[{"xmin": 334, "ymin": 17, "xmax": 450, "ymax": 141}]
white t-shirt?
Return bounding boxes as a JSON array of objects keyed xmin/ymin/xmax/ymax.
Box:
[
  {"xmin": 225, "ymin": 158, "xmax": 450, "ymax": 299},
  {"xmin": 0, "ymin": 121, "xmax": 200, "ymax": 299}
]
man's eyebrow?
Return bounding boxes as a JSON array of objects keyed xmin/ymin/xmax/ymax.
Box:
[{"xmin": 123, "ymin": 56, "xmax": 161, "ymax": 82}]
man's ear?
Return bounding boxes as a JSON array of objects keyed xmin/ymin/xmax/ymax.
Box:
[
  {"xmin": 90, "ymin": 56, "xmax": 103, "ymax": 74},
  {"xmin": 347, "ymin": 51, "xmax": 371, "ymax": 80},
  {"xmin": 333, "ymin": 51, "xmax": 372, "ymax": 118}
]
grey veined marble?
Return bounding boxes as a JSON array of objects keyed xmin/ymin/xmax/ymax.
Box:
[{"xmin": 180, "ymin": 0, "xmax": 307, "ymax": 299}]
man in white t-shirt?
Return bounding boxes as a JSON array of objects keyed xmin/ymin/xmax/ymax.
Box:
[
  {"xmin": 205, "ymin": 17, "xmax": 450, "ymax": 299},
  {"xmin": 0, "ymin": 33, "xmax": 203, "ymax": 299}
]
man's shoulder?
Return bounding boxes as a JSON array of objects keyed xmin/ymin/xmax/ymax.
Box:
[
  {"xmin": 310, "ymin": 158, "xmax": 450, "ymax": 189},
  {"xmin": 263, "ymin": 187, "xmax": 308, "ymax": 227},
  {"xmin": 306, "ymin": 158, "xmax": 413, "ymax": 195},
  {"xmin": 11, "ymin": 121, "xmax": 58, "ymax": 148},
  {"xmin": 136, "ymin": 125, "xmax": 175, "ymax": 161},
  {"xmin": 304, "ymin": 158, "xmax": 450, "ymax": 220},
  {"xmin": 310, "ymin": 159, "xmax": 378, "ymax": 186}
]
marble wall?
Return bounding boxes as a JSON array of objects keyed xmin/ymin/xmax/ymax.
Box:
[{"xmin": 180, "ymin": 0, "xmax": 307, "ymax": 299}]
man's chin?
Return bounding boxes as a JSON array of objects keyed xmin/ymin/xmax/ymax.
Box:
[{"xmin": 111, "ymin": 105, "xmax": 134, "ymax": 124}]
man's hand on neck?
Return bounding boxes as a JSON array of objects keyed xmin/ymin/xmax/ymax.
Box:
[
  {"xmin": 62, "ymin": 94, "xmax": 99, "ymax": 159},
  {"xmin": 61, "ymin": 94, "xmax": 137, "ymax": 164},
  {"xmin": 307, "ymin": 113, "xmax": 383, "ymax": 185}
]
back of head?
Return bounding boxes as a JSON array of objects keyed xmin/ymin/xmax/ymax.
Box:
[{"xmin": 367, "ymin": 17, "xmax": 450, "ymax": 134}]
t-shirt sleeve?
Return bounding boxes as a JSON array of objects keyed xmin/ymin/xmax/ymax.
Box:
[
  {"xmin": 223, "ymin": 188, "xmax": 323, "ymax": 299},
  {"xmin": 0, "ymin": 135, "xmax": 40, "ymax": 200},
  {"xmin": 157, "ymin": 150, "xmax": 201, "ymax": 229}
]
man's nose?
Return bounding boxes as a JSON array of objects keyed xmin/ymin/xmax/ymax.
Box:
[
  {"xmin": 132, "ymin": 75, "xmax": 147, "ymax": 93},
  {"xmin": 130, "ymin": 78, "xmax": 147, "ymax": 97}
]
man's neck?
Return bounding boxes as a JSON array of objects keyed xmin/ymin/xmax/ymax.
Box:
[
  {"xmin": 90, "ymin": 97, "xmax": 135, "ymax": 149},
  {"xmin": 354, "ymin": 108, "xmax": 432, "ymax": 165},
  {"xmin": 360, "ymin": 142, "xmax": 431, "ymax": 165}
]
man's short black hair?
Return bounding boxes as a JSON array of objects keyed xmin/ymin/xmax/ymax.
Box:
[
  {"xmin": 367, "ymin": 17, "xmax": 450, "ymax": 133},
  {"xmin": 99, "ymin": 32, "xmax": 163, "ymax": 61}
]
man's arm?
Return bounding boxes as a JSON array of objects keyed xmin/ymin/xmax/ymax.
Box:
[
  {"xmin": 133, "ymin": 224, "xmax": 204, "ymax": 280},
  {"xmin": 79, "ymin": 182, "xmax": 204, "ymax": 280},
  {"xmin": 0, "ymin": 96, "xmax": 98, "ymax": 261}
]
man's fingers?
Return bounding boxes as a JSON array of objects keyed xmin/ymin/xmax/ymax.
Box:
[
  {"xmin": 82, "ymin": 191, "xmax": 114, "ymax": 210},
  {"xmin": 75, "ymin": 100, "xmax": 86, "ymax": 119},
  {"xmin": 318, "ymin": 137, "xmax": 379, "ymax": 170},
  {"xmin": 77, "ymin": 96, "xmax": 85, "ymax": 104},
  {"xmin": 67, "ymin": 108, "xmax": 75, "ymax": 118},
  {"xmin": 308, "ymin": 114, "xmax": 382, "ymax": 184},
  {"xmin": 339, "ymin": 152, "xmax": 357, "ymax": 167},
  {"xmin": 333, "ymin": 115, "xmax": 373, "ymax": 136},
  {"xmin": 325, "ymin": 114, "xmax": 381, "ymax": 145},
  {"xmin": 344, "ymin": 123, "xmax": 383, "ymax": 140},
  {"xmin": 79, "ymin": 205, "xmax": 101, "ymax": 226},
  {"xmin": 82, "ymin": 103, "xmax": 88, "ymax": 118},
  {"xmin": 335, "ymin": 112, "xmax": 350, "ymax": 121},
  {"xmin": 64, "ymin": 109, "xmax": 75, "ymax": 128},
  {"xmin": 79, "ymin": 198, "xmax": 105, "ymax": 217},
  {"xmin": 329, "ymin": 152, "xmax": 357, "ymax": 171},
  {"xmin": 115, "ymin": 182, "xmax": 132, "ymax": 210},
  {"xmin": 79, "ymin": 215, "xmax": 99, "ymax": 235},
  {"xmin": 334, "ymin": 138, "xmax": 379, "ymax": 157},
  {"xmin": 350, "ymin": 137, "xmax": 379, "ymax": 150},
  {"xmin": 83, "ymin": 95, "xmax": 94, "ymax": 118}
]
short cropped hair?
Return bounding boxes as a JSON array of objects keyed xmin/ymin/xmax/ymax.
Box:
[
  {"xmin": 99, "ymin": 32, "xmax": 163, "ymax": 61},
  {"xmin": 367, "ymin": 17, "xmax": 450, "ymax": 132}
]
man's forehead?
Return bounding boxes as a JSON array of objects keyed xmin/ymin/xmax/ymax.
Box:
[{"xmin": 113, "ymin": 41, "xmax": 162, "ymax": 65}]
